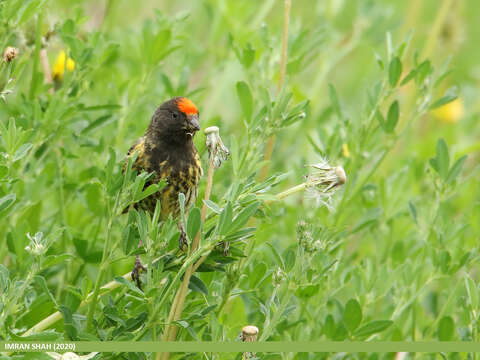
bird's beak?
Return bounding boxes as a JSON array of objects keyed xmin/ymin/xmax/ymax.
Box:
[{"xmin": 187, "ymin": 114, "xmax": 200, "ymax": 132}]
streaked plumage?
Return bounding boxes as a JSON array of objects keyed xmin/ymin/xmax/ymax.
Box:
[{"xmin": 124, "ymin": 97, "xmax": 202, "ymax": 287}]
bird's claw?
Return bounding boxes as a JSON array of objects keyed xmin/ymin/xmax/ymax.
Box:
[
  {"xmin": 179, "ymin": 229, "xmax": 188, "ymax": 251},
  {"xmin": 131, "ymin": 255, "xmax": 146, "ymax": 290}
]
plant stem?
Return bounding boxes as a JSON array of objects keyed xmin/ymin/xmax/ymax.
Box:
[
  {"xmin": 85, "ymin": 187, "xmax": 121, "ymax": 332},
  {"xmin": 158, "ymin": 149, "xmax": 217, "ymax": 360},
  {"xmin": 421, "ymin": 0, "xmax": 454, "ymax": 60},
  {"xmin": 39, "ymin": 48, "xmax": 53, "ymax": 94},
  {"xmin": 259, "ymin": 288, "xmax": 292, "ymax": 341},
  {"xmin": 259, "ymin": 0, "xmax": 291, "ymax": 181},
  {"xmin": 29, "ymin": 11, "xmax": 43, "ymax": 100}
]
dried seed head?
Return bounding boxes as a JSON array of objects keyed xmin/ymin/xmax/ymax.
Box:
[
  {"xmin": 305, "ymin": 158, "xmax": 347, "ymax": 210},
  {"xmin": 3, "ymin": 47, "xmax": 19, "ymax": 63},
  {"xmin": 242, "ymin": 325, "xmax": 259, "ymax": 342},
  {"xmin": 204, "ymin": 126, "xmax": 230, "ymax": 168}
]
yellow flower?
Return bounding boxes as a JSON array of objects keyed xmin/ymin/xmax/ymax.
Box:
[
  {"xmin": 432, "ymin": 98, "xmax": 464, "ymax": 124},
  {"xmin": 52, "ymin": 51, "xmax": 75, "ymax": 81},
  {"xmin": 342, "ymin": 143, "xmax": 350, "ymax": 158}
]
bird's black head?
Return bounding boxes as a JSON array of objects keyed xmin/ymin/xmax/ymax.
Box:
[{"xmin": 146, "ymin": 97, "xmax": 200, "ymax": 145}]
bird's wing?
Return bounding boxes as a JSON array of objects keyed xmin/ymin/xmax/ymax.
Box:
[{"xmin": 123, "ymin": 136, "xmax": 147, "ymax": 173}]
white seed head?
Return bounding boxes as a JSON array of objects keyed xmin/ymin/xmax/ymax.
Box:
[
  {"xmin": 242, "ymin": 325, "xmax": 259, "ymax": 342},
  {"xmin": 204, "ymin": 126, "xmax": 230, "ymax": 168},
  {"xmin": 305, "ymin": 159, "xmax": 347, "ymax": 210}
]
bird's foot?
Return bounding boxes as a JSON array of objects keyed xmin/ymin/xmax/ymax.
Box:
[
  {"xmin": 179, "ymin": 229, "xmax": 188, "ymax": 251},
  {"xmin": 131, "ymin": 255, "xmax": 146, "ymax": 290},
  {"xmin": 223, "ymin": 241, "xmax": 230, "ymax": 256}
]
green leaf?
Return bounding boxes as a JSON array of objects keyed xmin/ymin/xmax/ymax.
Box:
[
  {"xmin": 13, "ymin": 143, "xmax": 32, "ymax": 162},
  {"xmin": 400, "ymin": 68, "xmax": 417, "ymax": 86},
  {"xmin": 465, "ymin": 275, "xmax": 478, "ymax": 310},
  {"xmin": 429, "ymin": 95, "xmax": 458, "ymax": 110},
  {"xmin": 0, "ymin": 264, "xmax": 9, "ymax": 292},
  {"xmin": 333, "ymin": 323, "xmax": 348, "ymax": 341},
  {"xmin": 217, "ymin": 202, "xmax": 233, "ymax": 235},
  {"xmin": 295, "ymin": 284, "xmax": 319, "ymax": 298},
  {"xmin": 436, "ymin": 138, "xmax": 450, "ymax": 179},
  {"xmin": 385, "ymin": 100, "xmax": 399, "ymax": 133},
  {"xmin": 0, "ymin": 193, "xmax": 16, "ymax": 213},
  {"xmin": 324, "ymin": 314, "xmax": 335, "ymax": 339},
  {"xmin": 344, "ymin": 299, "xmax": 362, "ymax": 332},
  {"xmin": 114, "ymin": 276, "xmax": 144, "ymax": 297},
  {"xmin": 81, "ymin": 114, "xmax": 114, "ymax": 134},
  {"xmin": 328, "ymin": 84, "xmax": 342, "ymax": 120},
  {"xmin": 266, "ymin": 242, "xmax": 285, "ymax": 270},
  {"xmin": 186, "ymin": 207, "xmax": 201, "ymax": 240},
  {"xmin": 446, "ymin": 155, "xmax": 467, "ymax": 184},
  {"xmin": 408, "ymin": 201, "xmax": 418, "ymax": 225},
  {"xmin": 236, "ymin": 81, "xmax": 253, "ymax": 122},
  {"xmin": 353, "ymin": 320, "xmax": 393, "ymax": 338},
  {"xmin": 388, "ymin": 57, "xmax": 402, "ymax": 87},
  {"xmin": 59, "ymin": 305, "xmax": 78, "ymax": 340},
  {"xmin": 438, "ymin": 316, "xmax": 455, "ymax": 341},
  {"xmin": 34, "ymin": 275, "xmax": 58, "ymax": 307},
  {"xmin": 203, "ymin": 200, "xmax": 221, "ymax": 214},
  {"xmin": 228, "ymin": 202, "xmax": 259, "ymax": 234},
  {"xmin": 41, "ymin": 254, "xmax": 74, "ymax": 269},
  {"xmin": 188, "ymin": 275, "xmax": 209, "ymax": 296}
]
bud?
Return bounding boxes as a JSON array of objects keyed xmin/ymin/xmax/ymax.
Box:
[
  {"xmin": 204, "ymin": 126, "xmax": 230, "ymax": 168},
  {"xmin": 272, "ymin": 267, "xmax": 286, "ymax": 287},
  {"xmin": 3, "ymin": 47, "xmax": 19, "ymax": 63},
  {"xmin": 296, "ymin": 221, "xmax": 315, "ymax": 252},
  {"xmin": 25, "ymin": 232, "xmax": 47, "ymax": 256}
]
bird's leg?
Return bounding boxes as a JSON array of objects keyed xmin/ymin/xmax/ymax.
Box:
[
  {"xmin": 178, "ymin": 221, "xmax": 188, "ymax": 250},
  {"xmin": 223, "ymin": 241, "xmax": 230, "ymax": 256},
  {"xmin": 131, "ymin": 238, "xmax": 146, "ymax": 289}
]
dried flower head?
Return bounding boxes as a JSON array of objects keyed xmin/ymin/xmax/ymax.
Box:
[
  {"xmin": 204, "ymin": 126, "xmax": 230, "ymax": 168},
  {"xmin": 305, "ymin": 158, "xmax": 346, "ymax": 210},
  {"xmin": 242, "ymin": 325, "xmax": 259, "ymax": 342},
  {"xmin": 3, "ymin": 47, "xmax": 19, "ymax": 63},
  {"xmin": 25, "ymin": 232, "xmax": 47, "ymax": 256}
]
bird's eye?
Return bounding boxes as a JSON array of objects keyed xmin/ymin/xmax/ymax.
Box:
[{"xmin": 172, "ymin": 112, "xmax": 178, "ymax": 119}]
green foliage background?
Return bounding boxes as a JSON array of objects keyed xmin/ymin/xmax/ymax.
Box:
[{"xmin": 0, "ymin": 0, "xmax": 479, "ymax": 359}]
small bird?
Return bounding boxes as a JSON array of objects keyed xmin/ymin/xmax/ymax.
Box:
[{"xmin": 124, "ymin": 97, "xmax": 203, "ymax": 288}]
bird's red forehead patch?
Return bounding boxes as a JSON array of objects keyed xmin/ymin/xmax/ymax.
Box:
[{"xmin": 177, "ymin": 97, "xmax": 198, "ymax": 115}]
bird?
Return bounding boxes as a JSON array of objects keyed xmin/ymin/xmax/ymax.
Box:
[{"xmin": 123, "ymin": 97, "xmax": 203, "ymax": 288}]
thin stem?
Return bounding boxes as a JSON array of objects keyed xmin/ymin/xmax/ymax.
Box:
[
  {"xmin": 85, "ymin": 188, "xmax": 121, "ymax": 331},
  {"xmin": 39, "ymin": 48, "xmax": 53, "ymax": 94},
  {"xmin": 29, "ymin": 11, "xmax": 43, "ymax": 100},
  {"xmin": 23, "ymin": 271, "xmax": 133, "ymax": 336},
  {"xmin": 259, "ymin": 0, "xmax": 291, "ymax": 181},
  {"xmin": 259, "ymin": 289, "xmax": 292, "ymax": 341},
  {"xmin": 158, "ymin": 149, "xmax": 217, "ymax": 360},
  {"xmin": 421, "ymin": 0, "xmax": 454, "ymax": 60}
]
